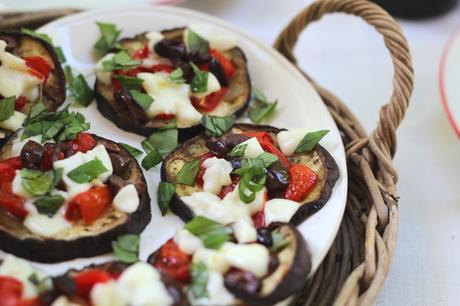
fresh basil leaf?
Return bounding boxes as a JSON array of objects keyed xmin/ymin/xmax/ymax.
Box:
[
  {"xmin": 33, "ymin": 195, "xmax": 65, "ymax": 216},
  {"xmin": 200, "ymin": 115, "xmax": 235, "ymax": 137},
  {"xmin": 102, "ymin": 50, "xmax": 140, "ymax": 71},
  {"xmin": 253, "ymin": 87, "xmax": 268, "ymax": 103},
  {"xmin": 159, "ymin": 118, "xmax": 177, "ymax": 130},
  {"xmin": 169, "ymin": 68, "xmax": 185, "ymax": 84},
  {"xmin": 228, "ymin": 143, "xmax": 247, "ymax": 158},
  {"xmin": 29, "ymin": 102, "xmax": 47, "ymax": 119},
  {"xmin": 94, "ymin": 22, "xmax": 122, "ymax": 53},
  {"xmin": 157, "ymin": 182, "xmax": 175, "ymax": 216},
  {"xmin": 176, "ymin": 159, "xmax": 200, "ymax": 186},
  {"xmin": 130, "ymin": 89, "xmax": 153, "ymax": 110},
  {"xmin": 271, "ymin": 232, "xmax": 290, "ymax": 252},
  {"xmin": 238, "ymin": 158, "xmax": 266, "ymax": 170},
  {"xmin": 141, "ymin": 149, "xmax": 163, "ymax": 170},
  {"xmin": 69, "ymin": 74, "xmax": 94, "ymax": 107},
  {"xmin": 50, "ymin": 168, "xmax": 63, "ymax": 191},
  {"xmin": 187, "ymin": 28, "xmax": 209, "ymax": 58},
  {"xmin": 20, "ymin": 169, "xmax": 54, "ymax": 196},
  {"xmin": 295, "ymin": 130, "xmax": 329, "ymax": 153},
  {"xmin": 185, "ymin": 216, "xmax": 232, "ymax": 249},
  {"xmin": 237, "ymin": 167, "xmax": 266, "ymax": 204},
  {"xmin": 190, "ymin": 262, "xmax": 209, "ymax": 299},
  {"xmin": 115, "ymin": 75, "xmax": 144, "ymax": 91},
  {"xmin": 67, "ymin": 158, "xmax": 108, "ymax": 183},
  {"xmin": 21, "ymin": 28, "xmax": 52, "ymax": 44},
  {"xmin": 248, "ymin": 100, "xmax": 278, "ymax": 123},
  {"xmin": 55, "ymin": 46, "xmax": 66, "ymax": 63},
  {"xmin": 64, "ymin": 65, "xmax": 74, "ymax": 84},
  {"xmin": 0, "ymin": 96, "xmax": 15, "ymax": 121},
  {"xmin": 120, "ymin": 143, "xmax": 143, "ymax": 157},
  {"xmin": 112, "ymin": 234, "xmax": 140, "ymax": 263},
  {"xmin": 258, "ymin": 152, "xmax": 279, "ymax": 168},
  {"xmin": 190, "ymin": 62, "xmax": 208, "ymax": 93},
  {"xmin": 142, "ymin": 128, "xmax": 178, "ymax": 157},
  {"xmin": 28, "ymin": 272, "xmax": 52, "ymax": 293}
]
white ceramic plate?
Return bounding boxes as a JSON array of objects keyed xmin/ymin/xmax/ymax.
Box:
[
  {"xmin": 0, "ymin": 5, "xmax": 347, "ymax": 278},
  {"xmin": 440, "ymin": 26, "xmax": 460, "ymax": 138}
]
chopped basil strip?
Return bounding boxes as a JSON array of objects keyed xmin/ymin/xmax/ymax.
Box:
[
  {"xmin": 160, "ymin": 118, "xmax": 177, "ymax": 130},
  {"xmin": 142, "ymin": 128, "xmax": 178, "ymax": 158},
  {"xmin": 33, "ymin": 195, "xmax": 65, "ymax": 216},
  {"xmin": 141, "ymin": 149, "xmax": 162, "ymax": 170},
  {"xmin": 190, "ymin": 62, "xmax": 208, "ymax": 93},
  {"xmin": 102, "ymin": 51, "xmax": 141, "ymax": 71},
  {"xmin": 21, "ymin": 28, "xmax": 66, "ymax": 63},
  {"xmin": 112, "ymin": 234, "xmax": 140, "ymax": 263},
  {"xmin": 55, "ymin": 46, "xmax": 66, "ymax": 63},
  {"xmin": 28, "ymin": 272, "xmax": 52, "ymax": 293},
  {"xmin": 50, "ymin": 168, "xmax": 63, "ymax": 191},
  {"xmin": 157, "ymin": 182, "xmax": 175, "ymax": 216},
  {"xmin": 130, "ymin": 89, "xmax": 153, "ymax": 110},
  {"xmin": 237, "ymin": 167, "xmax": 266, "ymax": 204},
  {"xmin": 176, "ymin": 159, "xmax": 200, "ymax": 186},
  {"xmin": 120, "ymin": 143, "xmax": 143, "ymax": 157},
  {"xmin": 187, "ymin": 28, "xmax": 210, "ymax": 58},
  {"xmin": 29, "ymin": 102, "xmax": 47, "ymax": 119},
  {"xmin": 64, "ymin": 66, "xmax": 74, "ymax": 84},
  {"xmin": 169, "ymin": 68, "xmax": 185, "ymax": 84},
  {"xmin": 200, "ymin": 115, "xmax": 235, "ymax": 137},
  {"xmin": 185, "ymin": 216, "xmax": 232, "ymax": 249},
  {"xmin": 115, "ymin": 75, "xmax": 144, "ymax": 91},
  {"xmin": 257, "ymin": 152, "xmax": 279, "ymax": 168},
  {"xmin": 0, "ymin": 96, "xmax": 15, "ymax": 121},
  {"xmin": 67, "ymin": 158, "xmax": 108, "ymax": 183},
  {"xmin": 69, "ymin": 74, "xmax": 94, "ymax": 107},
  {"xmin": 295, "ymin": 130, "xmax": 329, "ymax": 153},
  {"xmin": 190, "ymin": 262, "xmax": 209, "ymax": 299},
  {"xmin": 20, "ymin": 169, "xmax": 55, "ymax": 196},
  {"xmin": 271, "ymin": 232, "xmax": 290, "ymax": 252},
  {"xmin": 94, "ymin": 22, "xmax": 122, "ymax": 53},
  {"xmin": 248, "ymin": 88, "xmax": 278, "ymax": 123},
  {"xmin": 228, "ymin": 143, "xmax": 247, "ymax": 158}
]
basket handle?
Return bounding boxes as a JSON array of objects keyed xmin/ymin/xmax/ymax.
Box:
[{"xmin": 273, "ymin": 0, "xmax": 414, "ymax": 175}]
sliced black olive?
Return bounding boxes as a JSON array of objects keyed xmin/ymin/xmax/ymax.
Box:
[
  {"xmin": 265, "ymin": 160, "xmax": 290, "ymax": 199},
  {"xmin": 224, "ymin": 269, "xmax": 261, "ymax": 296},
  {"xmin": 171, "ymin": 59, "xmax": 194, "ymax": 83},
  {"xmin": 209, "ymin": 59, "xmax": 228, "ymax": 87},
  {"xmin": 223, "ymin": 133, "xmax": 250, "ymax": 149},
  {"xmin": 52, "ymin": 275, "xmax": 76, "ymax": 297},
  {"xmin": 154, "ymin": 39, "xmax": 188, "ymax": 60},
  {"xmin": 109, "ymin": 153, "xmax": 131, "ymax": 176},
  {"xmin": 205, "ymin": 133, "xmax": 249, "ymax": 156},
  {"xmin": 256, "ymin": 227, "xmax": 273, "ymax": 247},
  {"xmin": 21, "ymin": 140, "xmax": 44, "ymax": 169},
  {"xmin": 52, "ymin": 142, "xmax": 74, "ymax": 161},
  {"xmin": 107, "ymin": 174, "xmax": 129, "ymax": 195}
]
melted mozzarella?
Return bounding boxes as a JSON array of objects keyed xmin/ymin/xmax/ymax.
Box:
[
  {"xmin": 202, "ymin": 157, "xmax": 233, "ymax": 194},
  {"xmin": 113, "ymin": 184, "xmax": 139, "ymax": 213},
  {"xmin": 0, "ymin": 111, "xmax": 27, "ymax": 131},
  {"xmin": 174, "ymin": 228, "xmax": 203, "ymax": 255},
  {"xmin": 239, "ymin": 137, "xmax": 264, "ymax": 159},
  {"xmin": 231, "ymin": 219, "xmax": 257, "ymax": 244},
  {"xmin": 193, "ymin": 248, "xmax": 229, "ymax": 274},
  {"xmin": 181, "ymin": 192, "xmax": 234, "ymax": 224},
  {"xmin": 190, "ymin": 72, "xmax": 221, "ymax": 99},
  {"xmin": 221, "ymin": 242, "xmax": 269, "ymax": 278},
  {"xmin": 94, "ymin": 53, "xmax": 115, "ymax": 85},
  {"xmin": 23, "ymin": 213, "xmax": 70, "ymax": 238},
  {"xmin": 264, "ymin": 198, "xmax": 301, "ymax": 225},
  {"xmin": 145, "ymin": 31, "xmax": 164, "ymax": 53},
  {"xmin": 185, "ymin": 24, "xmax": 237, "ymax": 51},
  {"xmin": 91, "ymin": 281, "xmax": 127, "ymax": 306},
  {"xmin": 276, "ymin": 128, "xmax": 309, "ymax": 156},
  {"xmin": 51, "ymin": 296, "xmax": 84, "ymax": 306},
  {"xmin": 190, "ymin": 271, "xmax": 237, "ymax": 306},
  {"xmin": 138, "ymin": 72, "xmax": 202, "ymax": 128}
]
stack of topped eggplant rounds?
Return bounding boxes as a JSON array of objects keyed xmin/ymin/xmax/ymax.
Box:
[{"xmin": 0, "ymin": 24, "xmax": 339, "ymax": 306}]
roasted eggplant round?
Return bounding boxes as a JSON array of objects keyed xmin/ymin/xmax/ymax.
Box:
[
  {"xmin": 95, "ymin": 27, "xmax": 251, "ymax": 141},
  {"xmin": 0, "ymin": 133, "xmax": 151, "ymax": 263},
  {"xmin": 161, "ymin": 123, "xmax": 339, "ymax": 226}
]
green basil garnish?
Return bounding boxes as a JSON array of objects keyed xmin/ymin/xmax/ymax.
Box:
[
  {"xmin": 237, "ymin": 167, "xmax": 266, "ymax": 204},
  {"xmin": 176, "ymin": 159, "xmax": 200, "ymax": 186},
  {"xmin": 112, "ymin": 234, "xmax": 140, "ymax": 263},
  {"xmin": 94, "ymin": 22, "xmax": 121, "ymax": 53},
  {"xmin": 67, "ymin": 158, "xmax": 108, "ymax": 183},
  {"xmin": 33, "ymin": 194, "xmax": 65, "ymax": 216},
  {"xmin": 142, "ymin": 128, "xmax": 178, "ymax": 158},
  {"xmin": 120, "ymin": 143, "xmax": 143, "ymax": 157},
  {"xmin": 157, "ymin": 182, "xmax": 176, "ymax": 216},
  {"xmin": 257, "ymin": 152, "xmax": 279, "ymax": 168},
  {"xmin": 295, "ymin": 130, "xmax": 329, "ymax": 153},
  {"xmin": 130, "ymin": 89, "xmax": 153, "ymax": 110},
  {"xmin": 228, "ymin": 143, "xmax": 247, "ymax": 158},
  {"xmin": 55, "ymin": 46, "xmax": 66, "ymax": 63},
  {"xmin": 0, "ymin": 96, "xmax": 15, "ymax": 121},
  {"xmin": 187, "ymin": 28, "xmax": 209, "ymax": 59},
  {"xmin": 102, "ymin": 51, "xmax": 141, "ymax": 71},
  {"xmin": 20, "ymin": 169, "xmax": 55, "ymax": 196},
  {"xmin": 200, "ymin": 115, "xmax": 235, "ymax": 137},
  {"xmin": 169, "ymin": 68, "xmax": 185, "ymax": 84},
  {"xmin": 190, "ymin": 62, "xmax": 208, "ymax": 93},
  {"xmin": 29, "ymin": 102, "xmax": 47, "ymax": 119},
  {"xmin": 68, "ymin": 74, "xmax": 94, "ymax": 107},
  {"xmin": 185, "ymin": 216, "xmax": 232, "ymax": 249},
  {"xmin": 141, "ymin": 149, "xmax": 163, "ymax": 170},
  {"xmin": 115, "ymin": 75, "xmax": 144, "ymax": 91},
  {"xmin": 248, "ymin": 88, "xmax": 278, "ymax": 123},
  {"xmin": 190, "ymin": 262, "xmax": 209, "ymax": 299}
]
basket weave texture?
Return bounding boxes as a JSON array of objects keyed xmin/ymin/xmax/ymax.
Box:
[{"xmin": 0, "ymin": 0, "xmax": 414, "ymax": 305}]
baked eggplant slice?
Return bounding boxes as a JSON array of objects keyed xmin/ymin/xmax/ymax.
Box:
[
  {"xmin": 0, "ymin": 31, "xmax": 66, "ymax": 143},
  {"xmin": 94, "ymin": 26, "xmax": 251, "ymax": 141},
  {"xmin": 161, "ymin": 123, "xmax": 339, "ymax": 226},
  {"xmin": 0, "ymin": 132, "xmax": 151, "ymax": 263},
  {"xmin": 48, "ymin": 261, "xmax": 187, "ymax": 306}
]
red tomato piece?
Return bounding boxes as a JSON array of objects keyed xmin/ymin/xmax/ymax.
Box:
[
  {"xmin": 155, "ymin": 114, "xmax": 175, "ymax": 120},
  {"xmin": 252, "ymin": 212, "xmax": 265, "ymax": 229},
  {"xmin": 114, "ymin": 68, "xmax": 142, "ymax": 78},
  {"xmin": 191, "ymin": 87, "xmax": 228, "ymax": 113},
  {"xmin": 2, "ymin": 157, "xmax": 23, "ymax": 170},
  {"xmin": 210, "ymin": 49, "xmax": 235, "ymax": 79},
  {"xmin": 73, "ymin": 269, "xmax": 112, "ymax": 301},
  {"xmin": 64, "ymin": 201, "xmax": 81, "ymax": 222},
  {"xmin": 0, "ymin": 276, "xmax": 23, "ymax": 306},
  {"xmin": 14, "ymin": 96, "xmax": 28, "ymax": 111},
  {"xmin": 0, "ymin": 164, "xmax": 16, "ymax": 186},
  {"xmin": 259, "ymin": 141, "xmax": 291, "ymax": 169},
  {"xmin": 0, "ymin": 191, "xmax": 27, "ymax": 219},
  {"xmin": 153, "ymin": 239, "xmax": 191, "ymax": 285},
  {"xmin": 70, "ymin": 133, "xmax": 96, "ymax": 153},
  {"xmin": 69, "ymin": 186, "xmax": 112, "ymax": 225},
  {"xmin": 24, "ymin": 56, "xmax": 52, "ymax": 80},
  {"xmin": 18, "ymin": 297, "xmax": 42, "ymax": 306},
  {"xmin": 285, "ymin": 164, "xmax": 318, "ymax": 202},
  {"xmin": 133, "ymin": 46, "xmax": 150, "ymax": 59},
  {"xmin": 195, "ymin": 153, "xmax": 217, "ymax": 188},
  {"xmin": 241, "ymin": 131, "xmax": 274, "ymax": 145},
  {"xmin": 140, "ymin": 64, "xmax": 174, "ymax": 74},
  {"xmin": 111, "ymin": 77, "xmax": 122, "ymax": 91},
  {"xmin": 218, "ymin": 175, "xmax": 240, "ymax": 199}
]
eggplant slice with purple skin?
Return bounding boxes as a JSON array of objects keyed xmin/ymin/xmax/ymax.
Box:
[
  {"xmin": 47, "ymin": 261, "xmax": 188, "ymax": 306},
  {"xmin": 0, "ymin": 134, "xmax": 151, "ymax": 263},
  {"xmin": 161, "ymin": 123, "xmax": 340, "ymax": 225},
  {"xmin": 95, "ymin": 27, "xmax": 251, "ymax": 141}
]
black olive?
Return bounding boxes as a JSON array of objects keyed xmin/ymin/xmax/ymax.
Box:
[
  {"xmin": 52, "ymin": 142, "xmax": 74, "ymax": 162},
  {"xmin": 171, "ymin": 59, "xmax": 194, "ymax": 83},
  {"xmin": 107, "ymin": 174, "xmax": 129, "ymax": 195},
  {"xmin": 52, "ymin": 275, "xmax": 76, "ymax": 296},
  {"xmin": 188, "ymin": 50, "xmax": 212, "ymax": 64},
  {"xmin": 209, "ymin": 59, "xmax": 228, "ymax": 87},
  {"xmin": 206, "ymin": 137, "xmax": 229, "ymax": 155},
  {"xmin": 154, "ymin": 39, "xmax": 188, "ymax": 60},
  {"xmin": 0, "ymin": 35, "xmax": 17, "ymax": 52},
  {"xmin": 266, "ymin": 161, "xmax": 290, "ymax": 199},
  {"xmin": 21, "ymin": 140, "xmax": 44, "ymax": 169},
  {"xmin": 223, "ymin": 133, "xmax": 250, "ymax": 150},
  {"xmin": 256, "ymin": 228, "xmax": 273, "ymax": 247},
  {"xmin": 109, "ymin": 153, "xmax": 131, "ymax": 176},
  {"xmin": 224, "ymin": 269, "xmax": 261, "ymax": 295}
]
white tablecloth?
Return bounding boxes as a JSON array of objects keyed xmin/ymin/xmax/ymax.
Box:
[{"xmin": 177, "ymin": 1, "xmax": 460, "ymax": 305}]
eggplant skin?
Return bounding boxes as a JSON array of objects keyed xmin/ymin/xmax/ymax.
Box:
[
  {"xmin": 161, "ymin": 123, "xmax": 340, "ymax": 225},
  {"xmin": 0, "ymin": 135, "xmax": 151, "ymax": 263},
  {"xmin": 95, "ymin": 28, "xmax": 251, "ymax": 142}
]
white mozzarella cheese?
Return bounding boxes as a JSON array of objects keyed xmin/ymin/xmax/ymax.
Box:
[
  {"xmin": 181, "ymin": 192, "xmax": 234, "ymax": 224},
  {"xmin": 239, "ymin": 137, "xmax": 264, "ymax": 159},
  {"xmin": 222, "ymin": 185, "xmax": 266, "ymax": 215},
  {"xmin": 23, "ymin": 213, "xmax": 70, "ymax": 238},
  {"xmin": 0, "ymin": 111, "xmax": 27, "ymax": 131},
  {"xmin": 202, "ymin": 157, "xmax": 233, "ymax": 194},
  {"xmin": 6, "ymin": 134, "xmax": 44, "ymax": 158},
  {"xmin": 186, "ymin": 24, "xmax": 237, "ymax": 51},
  {"xmin": 174, "ymin": 228, "xmax": 203, "ymax": 255},
  {"xmin": 193, "ymin": 248, "xmax": 229, "ymax": 274},
  {"xmin": 220, "ymin": 242, "xmax": 269, "ymax": 278},
  {"xmin": 276, "ymin": 128, "xmax": 310, "ymax": 156},
  {"xmin": 264, "ymin": 198, "xmax": 301, "ymax": 225},
  {"xmin": 190, "ymin": 72, "xmax": 221, "ymax": 99},
  {"xmin": 232, "ymin": 219, "xmax": 257, "ymax": 243},
  {"xmin": 138, "ymin": 72, "xmax": 203, "ymax": 128},
  {"xmin": 94, "ymin": 53, "xmax": 115, "ymax": 85},
  {"xmin": 52, "ymin": 296, "xmax": 85, "ymax": 306},
  {"xmin": 91, "ymin": 281, "xmax": 127, "ymax": 306},
  {"xmin": 113, "ymin": 184, "xmax": 139, "ymax": 213},
  {"xmin": 12, "ymin": 170, "xmax": 32, "ymax": 198},
  {"xmin": 145, "ymin": 31, "xmax": 164, "ymax": 53},
  {"xmin": 191, "ymin": 271, "xmax": 237, "ymax": 306}
]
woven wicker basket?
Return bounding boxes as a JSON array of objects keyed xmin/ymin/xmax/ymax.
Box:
[{"xmin": 0, "ymin": 0, "xmax": 414, "ymax": 305}]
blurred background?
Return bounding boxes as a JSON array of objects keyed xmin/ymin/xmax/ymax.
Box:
[{"xmin": 1, "ymin": 0, "xmax": 459, "ymax": 305}]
